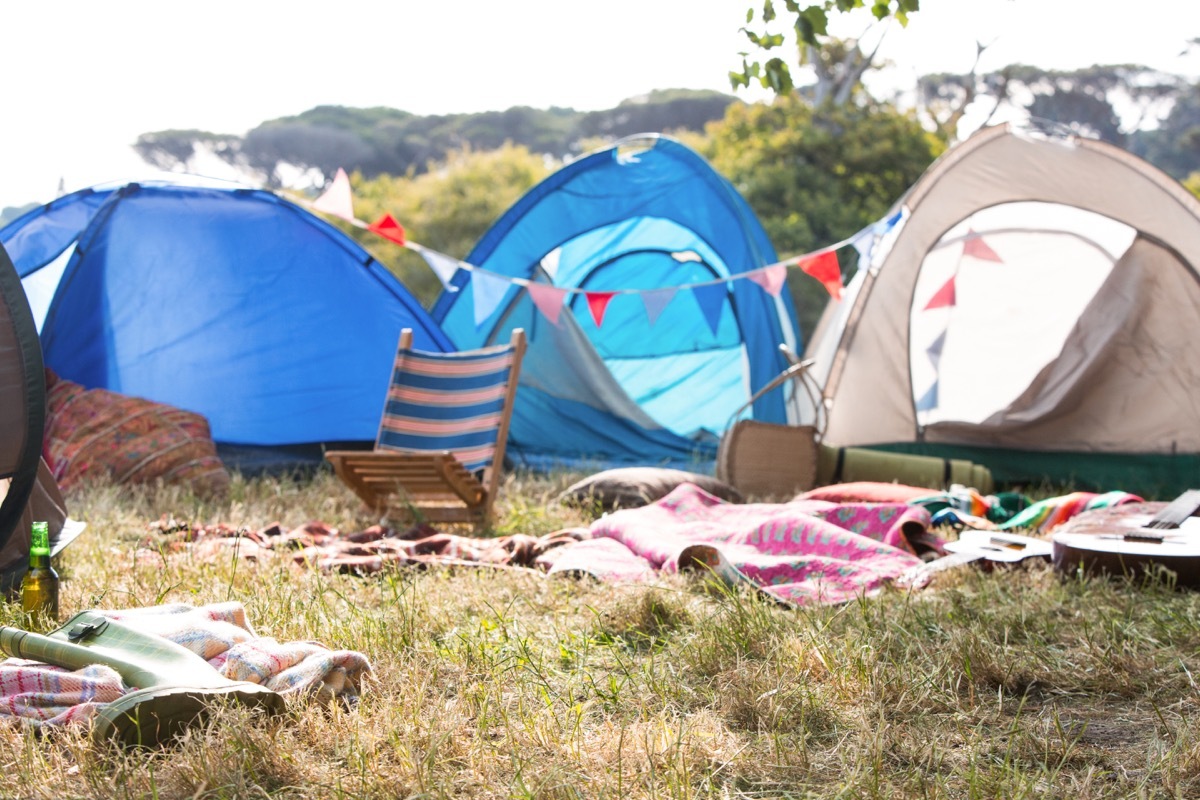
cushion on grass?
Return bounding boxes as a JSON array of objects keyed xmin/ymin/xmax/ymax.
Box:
[
  {"xmin": 558, "ymin": 467, "xmax": 743, "ymax": 512},
  {"xmin": 797, "ymin": 481, "xmax": 938, "ymax": 504}
]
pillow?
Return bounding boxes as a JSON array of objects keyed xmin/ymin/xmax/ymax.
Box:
[
  {"xmin": 797, "ymin": 481, "xmax": 937, "ymax": 504},
  {"xmin": 558, "ymin": 467, "xmax": 743, "ymax": 512}
]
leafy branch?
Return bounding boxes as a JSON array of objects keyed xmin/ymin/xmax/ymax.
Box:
[{"xmin": 731, "ymin": 0, "xmax": 920, "ymax": 95}]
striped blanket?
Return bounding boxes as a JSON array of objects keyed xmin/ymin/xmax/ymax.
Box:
[
  {"xmin": 545, "ymin": 483, "xmax": 933, "ymax": 606},
  {"xmin": 0, "ymin": 602, "xmax": 371, "ymax": 727}
]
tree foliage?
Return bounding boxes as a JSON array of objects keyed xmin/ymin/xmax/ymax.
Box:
[
  {"xmin": 732, "ymin": 0, "xmax": 919, "ymax": 95},
  {"xmin": 704, "ymin": 94, "xmax": 944, "ymax": 334},
  {"xmin": 134, "ymin": 92, "xmax": 736, "ymax": 189},
  {"xmin": 342, "ymin": 143, "xmax": 553, "ymax": 307},
  {"xmin": 918, "ymin": 64, "xmax": 1187, "ymax": 145},
  {"xmin": 1130, "ymin": 78, "xmax": 1200, "ymax": 180}
]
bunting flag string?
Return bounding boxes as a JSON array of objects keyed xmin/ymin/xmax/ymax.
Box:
[{"xmin": 292, "ymin": 169, "xmax": 921, "ymax": 329}]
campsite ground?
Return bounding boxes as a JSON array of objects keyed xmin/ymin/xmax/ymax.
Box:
[{"xmin": 3, "ymin": 471, "xmax": 1199, "ymax": 799}]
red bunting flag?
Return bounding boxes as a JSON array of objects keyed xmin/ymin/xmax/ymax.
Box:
[
  {"xmin": 797, "ymin": 251, "xmax": 843, "ymax": 300},
  {"xmin": 368, "ymin": 213, "xmax": 406, "ymax": 246},
  {"xmin": 962, "ymin": 229, "xmax": 1002, "ymax": 262},
  {"xmin": 585, "ymin": 291, "xmax": 617, "ymax": 327},
  {"xmin": 748, "ymin": 264, "xmax": 787, "ymax": 297},
  {"xmin": 923, "ymin": 276, "xmax": 956, "ymax": 310}
]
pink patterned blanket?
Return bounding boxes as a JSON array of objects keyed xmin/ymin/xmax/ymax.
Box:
[
  {"xmin": 0, "ymin": 602, "xmax": 371, "ymax": 727},
  {"xmin": 544, "ymin": 484, "xmax": 932, "ymax": 606}
]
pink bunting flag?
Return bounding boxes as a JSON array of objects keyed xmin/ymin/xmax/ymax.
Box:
[
  {"xmin": 962, "ymin": 229, "xmax": 1002, "ymax": 262},
  {"xmin": 368, "ymin": 213, "xmax": 406, "ymax": 246},
  {"xmin": 797, "ymin": 251, "xmax": 843, "ymax": 300},
  {"xmin": 640, "ymin": 288, "xmax": 677, "ymax": 326},
  {"xmin": 923, "ymin": 276, "xmax": 956, "ymax": 310},
  {"xmin": 747, "ymin": 264, "xmax": 787, "ymax": 297},
  {"xmin": 528, "ymin": 283, "xmax": 567, "ymax": 326},
  {"xmin": 585, "ymin": 291, "xmax": 617, "ymax": 328},
  {"xmin": 312, "ymin": 168, "xmax": 356, "ymax": 222}
]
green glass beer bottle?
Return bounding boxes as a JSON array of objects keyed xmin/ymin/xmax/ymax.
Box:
[{"xmin": 21, "ymin": 521, "xmax": 59, "ymax": 628}]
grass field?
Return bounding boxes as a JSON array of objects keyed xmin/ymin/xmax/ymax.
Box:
[{"xmin": 2, "ymin": 470, "xmax": 1199, "ymax": 799}]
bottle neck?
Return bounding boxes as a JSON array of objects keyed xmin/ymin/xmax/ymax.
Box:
[{"xmin": 28, "ymin": 553, "xmax": 50, "ymax": 570}]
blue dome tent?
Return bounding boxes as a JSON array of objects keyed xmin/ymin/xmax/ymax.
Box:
[
  {"xmin": 433, "ymin": 135, "xmax": 802, "ymax": 470},
  {"xmin": 1, "ymin": 181, "xmax": 453, "ymax": 468}
]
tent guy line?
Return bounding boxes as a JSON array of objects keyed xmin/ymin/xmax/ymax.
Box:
[{"xmin": 294, "ymin": 167, "xmax": 911, "ymax": 320}]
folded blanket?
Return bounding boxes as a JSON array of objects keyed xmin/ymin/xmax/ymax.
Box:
[
  {"xmin": 0, "ymin": 601, "xmax": 371, "ymax": 727},
  {"xmin": 548, "ymin": 483, "xmax": 930, "ymax": 606}
]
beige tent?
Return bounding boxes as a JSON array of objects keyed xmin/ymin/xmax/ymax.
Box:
[{"xmin": 804, "ymin": 124, "xmax": 1200, "ymax": 496}]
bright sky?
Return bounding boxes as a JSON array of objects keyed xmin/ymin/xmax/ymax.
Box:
[{"xmin": 1, "ymin": 0, "xmax": 1196, "ymax": 210}]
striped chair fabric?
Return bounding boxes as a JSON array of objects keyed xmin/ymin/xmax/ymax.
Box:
[{"xmin": 376, "ymin": 343, "xmax": 518, "ymax": 474}]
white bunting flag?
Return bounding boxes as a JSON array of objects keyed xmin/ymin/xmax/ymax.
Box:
[
  {"xmin": 472, "ymin": 270, "xmax": 511, "ymax": 328},
  {"xmin": 312, "ymin": 168, "xmax": 356, "ymax": 222}
]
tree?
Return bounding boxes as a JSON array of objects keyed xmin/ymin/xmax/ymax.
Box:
[
  {"xmin": 1130, "ymin": 78, "xmax": 1200, "ymax": 180},
  {"xmin": 918, "ymin": 64, "xmax": 1186, "ymax": 145},
  {"xmin": 731, "ymin": 0, "xmax": 919, "ymax": 95},
  {"xmin": 704, "ymin": 94, "xmax": 944, "ymax": 335},
  {"xmin": 131, "ymin": 94, "xmax": 736, "ymax": 190}
]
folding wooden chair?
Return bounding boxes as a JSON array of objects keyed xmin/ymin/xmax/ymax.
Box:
[{"xmin": 325, "ymin": 328, "xmax": 526, "ymax": 526}]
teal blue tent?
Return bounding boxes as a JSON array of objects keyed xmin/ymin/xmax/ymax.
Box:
[{"xmin": 434, "ymin": 135, "xmax": 802, "ymax": 470}]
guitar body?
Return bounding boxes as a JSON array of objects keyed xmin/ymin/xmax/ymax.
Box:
[{"xmin": 1050, "ymin": 501, "xmax": 1200, "ymax": 589}]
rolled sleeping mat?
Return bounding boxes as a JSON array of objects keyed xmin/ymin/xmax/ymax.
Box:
[{"xmin": 816, "ymin": 444, "xmax": 994, "ymax": 494}]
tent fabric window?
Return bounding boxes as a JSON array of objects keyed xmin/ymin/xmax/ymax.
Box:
[{"xmin": 909, "ymin": 202, "xmax": 1135, "ymax": 427}]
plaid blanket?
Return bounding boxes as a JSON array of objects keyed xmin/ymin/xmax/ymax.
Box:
[
  {"xmin": 139, "ymin": 518, "xmax": 583, "ymax": 574},
  {"xmin": 0, "ymin": 602, "xmax": 371, "ymax": 727}
]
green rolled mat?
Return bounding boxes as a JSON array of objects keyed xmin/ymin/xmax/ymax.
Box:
[{"xmin": 817, "ymin": 444, "xmax": 994, "ymax": 494}]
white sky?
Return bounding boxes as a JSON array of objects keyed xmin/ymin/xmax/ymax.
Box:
[{"xmin": 1, "ymin": 0, "xmax": 1196, "ymax": 209}]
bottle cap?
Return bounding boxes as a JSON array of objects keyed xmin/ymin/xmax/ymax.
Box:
[{"xmin": 30, "ymin": 521, "xmax": 50, "ymax": 557}]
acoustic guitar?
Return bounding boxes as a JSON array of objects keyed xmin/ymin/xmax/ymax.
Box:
[
  {"xmin": 1051, "ymin": 490, "xmax": 1200, "ymax": 589},
  {"xmin": 896, "ymin": 529, "xmax": 1052, "ymax": 589}
]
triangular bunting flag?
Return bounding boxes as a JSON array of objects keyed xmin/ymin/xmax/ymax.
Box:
[
  {"xmin": 926, "ymin": 329, "xmax": 947, "ymax": 370},
  {"xmin": 472, "ymin": 270, "xmax": 511, "ymax": 328},
  {"xmin": 747, "ymin": 264, "xmax": 787, "ymax": 297},
  {"xmin": 368, "ymin": 213, "xmax": 406, "ymax": 246},
  {"xmin": 915, "ymin": 381, "xmax": 939, "ymax": 412},
  {"xmin": 962, "ymin": 229, "xmax": 1002, "ymax": 262},
  {"xmin": 528, "ymin": 283, "xmax": 567, "ymax": 326},
  {"xmin": 923, "ymin": 276, "xmax": 956, "ymax": 310},
  {"xmin": 312, "ymin": 168, "xmax": 356, "ymax": 222},
  {"xmin": 797, "ymin": 251, "xmax": 843, "ymax": 300},
  {"xmin": 641, "ymin": 288, "xmax": 677, "ymax": 326},
  {"xmin": 417, "ymin": 247, "xmax": 462, "ymax": 292},
  {"xmin": 852, "ymin": 230, "xmax": 875, "ymax": 268},
  {"xmin": 585, "ymin": 291, "xmax": 617, "ymax": 328},
  {"xmin": 691, "ymin": 283, "xmax": 727, "ymax": 335}
]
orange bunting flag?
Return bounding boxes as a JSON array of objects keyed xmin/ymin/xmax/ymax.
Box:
[
  {"xmin": 748, "ymin": 263, "xmax": 787, "ymax": 296},
  {"xmin": 797, "ymin": 251, "xmax": 843, "ymax": 300},
  {"xmin": 962, "ymin": 228, "xmax": 1002, "ymax": 262},
  {"xmin": 312, "ymin": 168, "xmax": 356, "ymax": 222},
  {"xmin": 585, "ymin": 291, "xmax": 617, "ymax": 328},
  {"xmin": 923, "ymin": 276, "xmax": 956, "ymax": 310},
  {"xmin": 528, "ymin": 283, "xmax": 567, "ymax": 326},
  {"xmin": 369, "ymin": 213, "xmax": 406, "ymax": 246}
]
